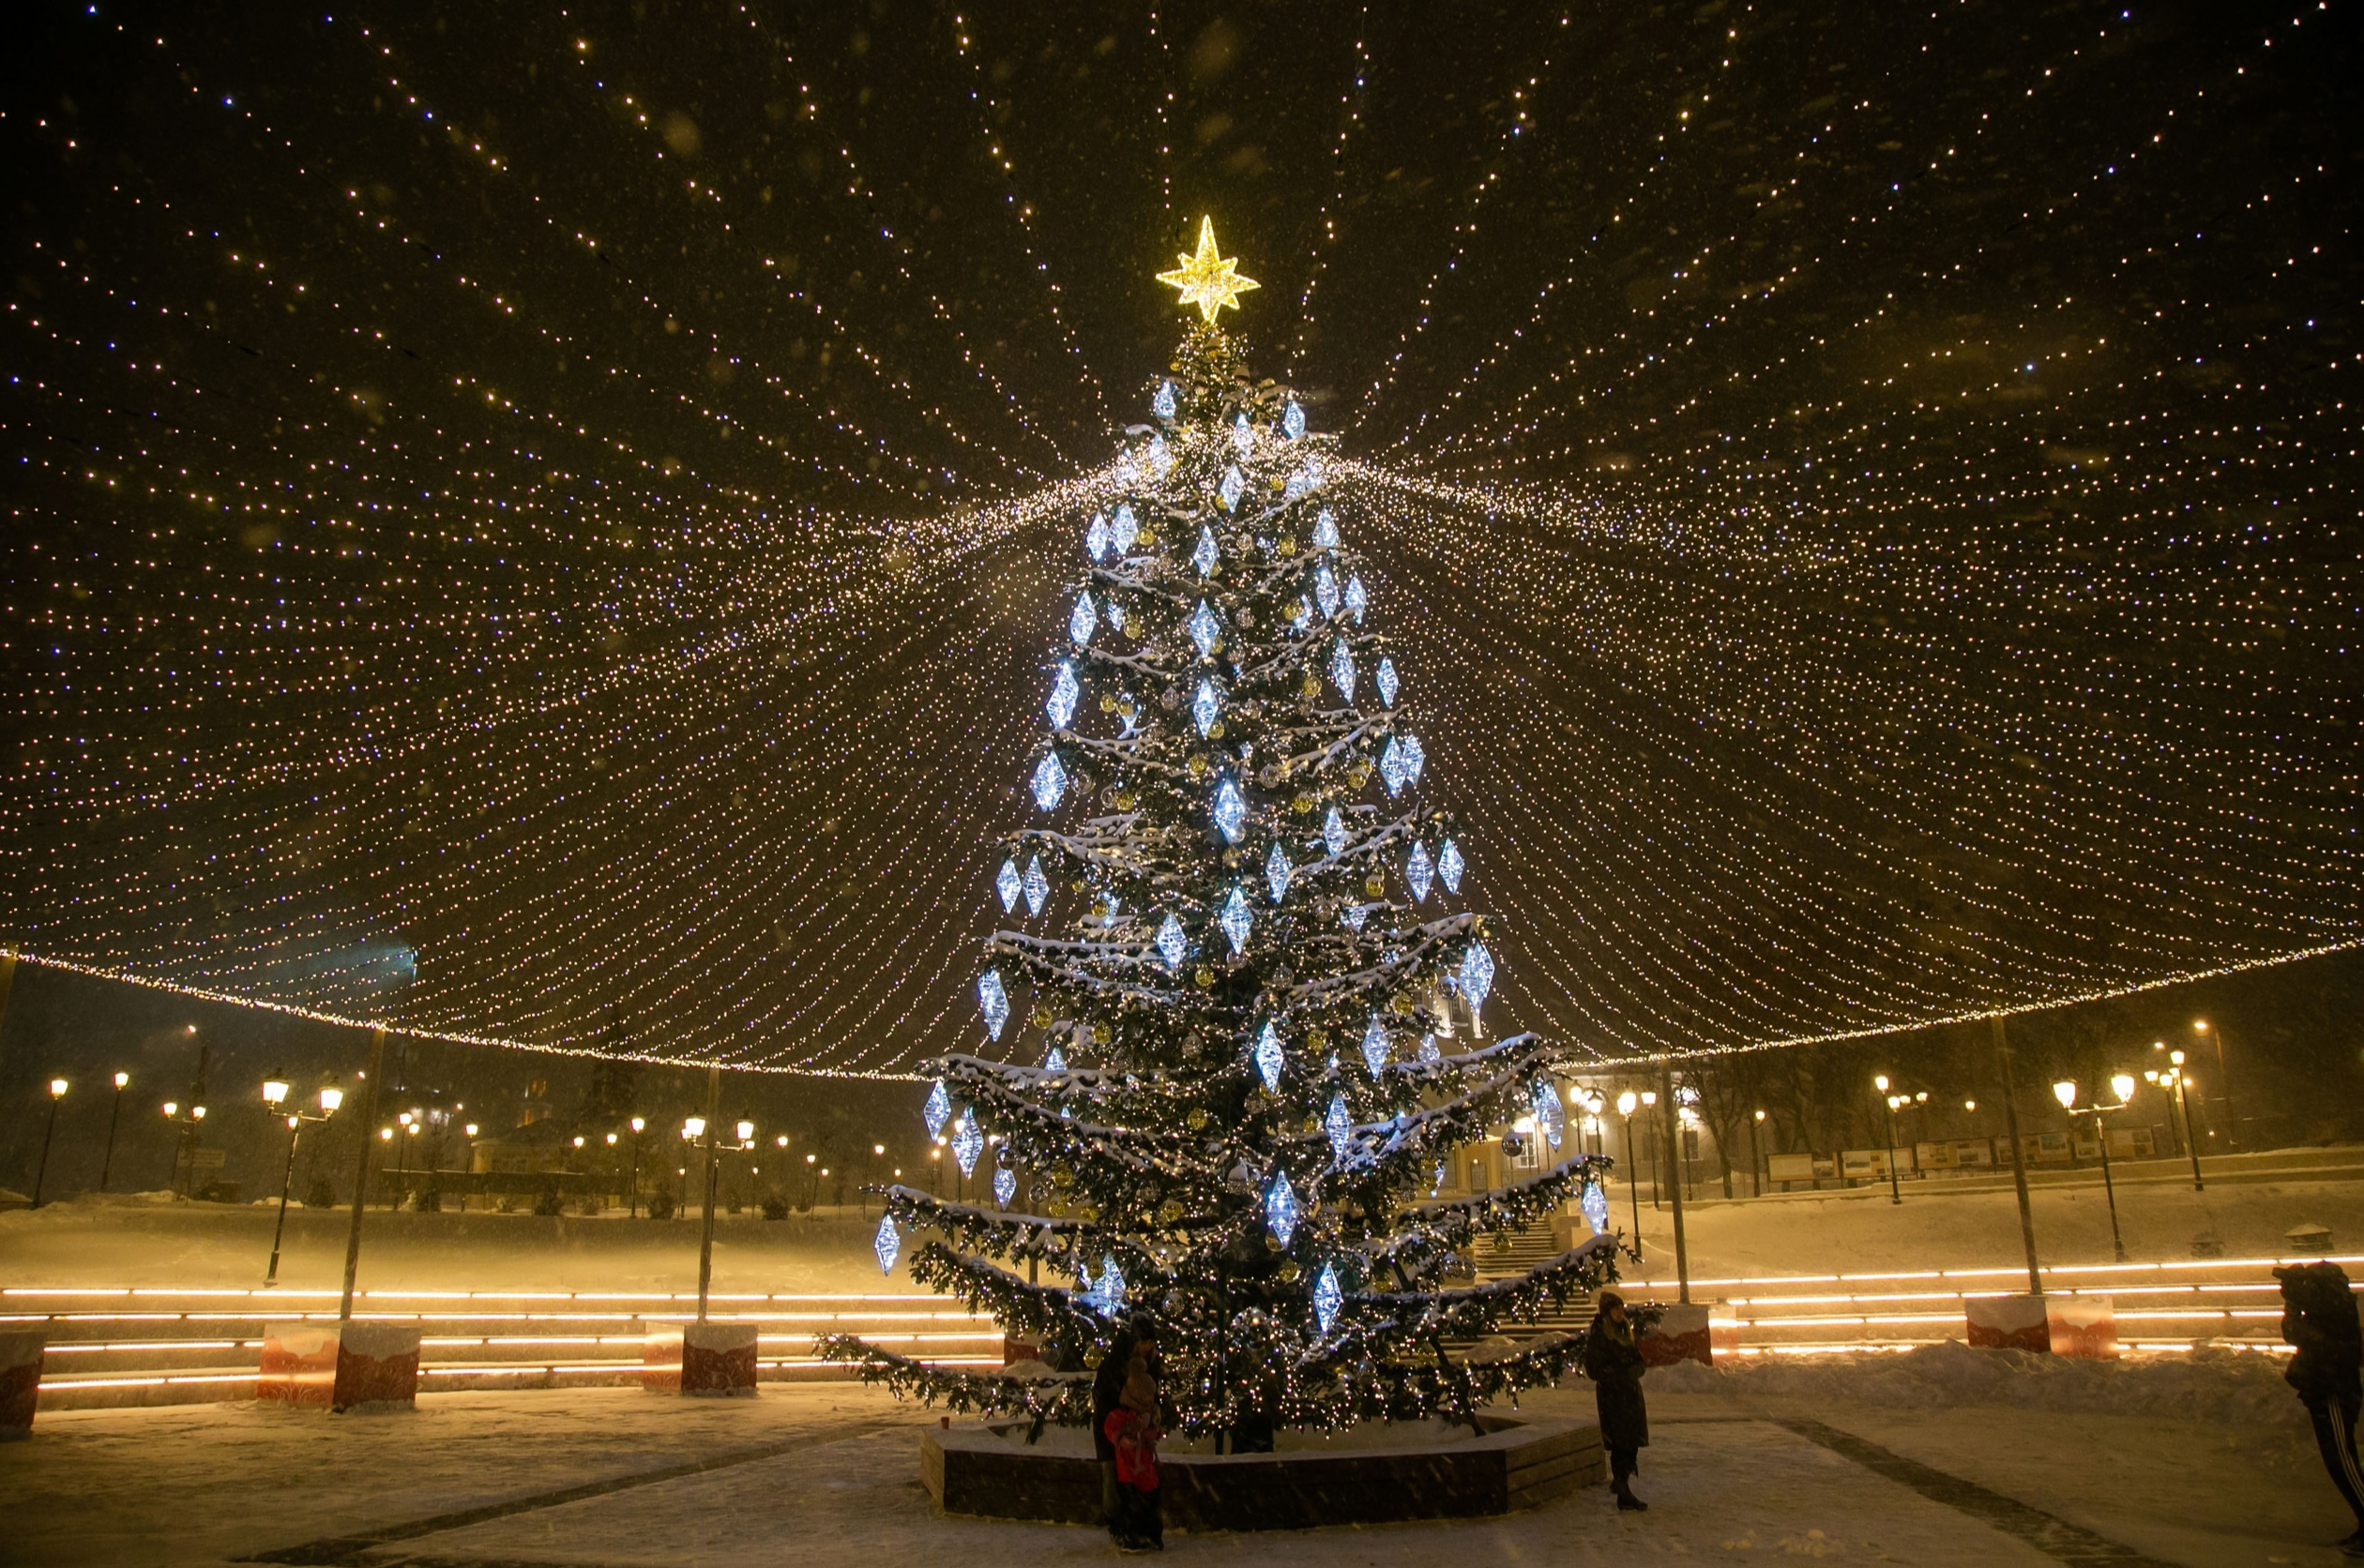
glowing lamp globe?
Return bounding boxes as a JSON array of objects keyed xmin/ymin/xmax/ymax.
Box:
[
  {"xmin": 2112, "ymin": 1073, "xmax": 2137, "ymax": 1104},
  {"xmin": 113, "ymin": 1071, "xmax": 129, "ymax": 1089},
  {"xmin": 1615, "ymin": 1091, "xmax": 1638, "ymax": 1116},
  {"xmin": 191, "ymin": 1105, "xmax": 205, "ymax": 1120},
  {"xmin": 1873, "ymin": 1074, "xmax": 1889, "ymax": 1093},
  {"xmin": 2052, "ymin": 1080, "xmax": 2077, "ymax": 1110},
  {"xmin": 163, "ymin": 1101, "xmax": 178, "ymax": 1117},
  {"xmin": 463, "ymin": 1123, "xmax": 478, "ymax": 1137},
  {"xmin": 736, "ymin": 1120, "xmax": 755, "ymax": 1142},
  {"xmin": 630, "ymin": 1116, "xmax": 645, "ymax": 1134},
  {"xmin": 606, "ymin": 1132, "xmax": 618, "ymax": 1146},
  {"xmin": 262, "ymin": 1078, "xmax": 290, "ymax": 1107},
  {"xmin": 682, "ymin": 1117, "xmax": 706, "ymax": 1139},
  {"xmin": 318, "ymin": 1085, "xmax": 343, "ymax": 1114}
]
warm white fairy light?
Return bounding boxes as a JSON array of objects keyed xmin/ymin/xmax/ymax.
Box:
[{"xmin": 1, "ymin": 4, "xmax": 2351, "ymax": 1078}]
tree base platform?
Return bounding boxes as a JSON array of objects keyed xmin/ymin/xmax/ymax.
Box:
[{"xmin": 921, "ymin": 1413, "xmax": 1602, "ymax": 1530}]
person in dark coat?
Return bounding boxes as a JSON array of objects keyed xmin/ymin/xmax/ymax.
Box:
[
  {"xmin": 1583, "ymin": 1289, "xmax": 1649, "ymax": 1511},
  {"xmin": 1091, "ymin": 1319, "xmax": 1159, "ymax": 1537},
  {"xmin": 2280, "ymin": 1262, "xmax": 2364, "ymax": 1553}
]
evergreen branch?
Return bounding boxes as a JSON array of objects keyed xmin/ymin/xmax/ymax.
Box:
[
  {"xmin": 814, "ymin": 1336, "xmax": 1095, "ymax": 1427},
  {"xmin": 1349, "ymin": 1236, "xmax": 1620, "ymax": 1344},
  {"xmin": 881, "ymin": 1185, "xmax": 1088, "ymax": 1259}
]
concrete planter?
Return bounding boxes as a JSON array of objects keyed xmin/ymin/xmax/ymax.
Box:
[
  {"xmin": 641, "ymin": 1321, "xmax": 759, "ymax": 1395},
  {"xmin": 0, "ymin": 1329, "xmax": 45, "ymax": 1439},
  {"xmin": 258, "ymin": 1321, "xmax": 421, "ymax": 1410}
]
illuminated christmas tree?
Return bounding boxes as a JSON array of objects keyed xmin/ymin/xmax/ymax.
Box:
[{"xmin": 823, "ymin": 220, "xmax": 1620, "ymax": 1444}]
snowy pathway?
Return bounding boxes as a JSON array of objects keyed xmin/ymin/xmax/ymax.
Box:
[{"xmin": 0, "ymin": 1384, "xmax": 2349, "ymax": 1565}]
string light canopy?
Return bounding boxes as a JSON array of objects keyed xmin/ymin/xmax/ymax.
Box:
[{"xmin": 0, "ymin": 7, "xmax": 2356, "ymax": 1076}]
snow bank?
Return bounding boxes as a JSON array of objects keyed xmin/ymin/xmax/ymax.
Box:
[{"xmin": 1647, "ymin": 1339, "xmax": 2298, "ymax": 1428}]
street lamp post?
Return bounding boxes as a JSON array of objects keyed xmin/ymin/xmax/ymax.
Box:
[
  {"xmin": 1640, "ymin": 1089, "xmax": 1661, "ymax": 1208},
  {"xmin": 99, "ymin": 1072, "xmax": 129, "ymax": 1192},
  {"xmin": 865, "ymin": 1143, "xmax": 886, "ymax": 1220},
  {"xmin": 33, "ymin": 1077, "xmax": 68, "ymax": 1208},
  {"xmin": 1615, "ymin": 1090, "xmax": 1644, "ymax": 1260},
  {"xmin": 1749, "ymin": 1108, "xmax": 1767, "ymax": 1198},
  {"xmin": 627, "ymin": 1116, "xmax": 646, "ymax": 1216},
  {"xmin": 1874, "ymin": 1075, "xmax": 1902, "ymax": 1205},
  {"xmin": 2169, "ymin": 1049, "xmax": 2204, "ymax": 1191},
  {"xmin": 265, "ymin": 1076, "xmax": 344, "ymax": 1285},
  {"xmin": 2191, "ymin": 1018, "xmax": 2238, "ymax": 1150}
]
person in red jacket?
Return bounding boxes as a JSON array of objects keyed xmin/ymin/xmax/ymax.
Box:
[
  {"xmin": 1101, "ymin": 1348, "xmax": 1163, "ymax": 1551},
  {"xmin": 2280, "ymin": 1262, "xmax": 2364, "ymax": 1555}
]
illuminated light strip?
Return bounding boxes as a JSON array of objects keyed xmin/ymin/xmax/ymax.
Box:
[
  {"xmin": 1617, "ymin": 1253, "xmax": 2364, "ymax": 1290},
  {"xmin": 43, "ymin": 1341, "xmax": 254, "ymax": 1354},
  {"xmin": 37, "ymin": 1373, "xmax": 257, "ymax": 1391}
]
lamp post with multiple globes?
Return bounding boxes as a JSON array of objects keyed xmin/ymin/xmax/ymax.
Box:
[
  {"xmin": 1872, "ymin": 1075, "xmax": 1903, "ymax": 1205},
  {"xmin": 2054, "ymin": 1074, "xmax": 2137, "ymax": 1263},
  {"xmin": 160, "ymin": 1098, "xmax": 207, "ymax": 1194},
  {"xmin": 2145, "ymin": 1046, "xmax": 2205, "ymax": 1192},
  {"xmin": 263, "ymin": 1074, "xmax": 344, "ymax": 1285}
]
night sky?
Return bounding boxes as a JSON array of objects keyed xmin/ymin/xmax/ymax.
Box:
[{"xmin": 3, "ymin": 2, "xmax": 2358, "ymax": 1078}]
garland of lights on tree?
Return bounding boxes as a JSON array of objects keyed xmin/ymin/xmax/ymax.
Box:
[{"xmin": 820, "ymin": 221, "xmax": 1622, "ymax": 1444}]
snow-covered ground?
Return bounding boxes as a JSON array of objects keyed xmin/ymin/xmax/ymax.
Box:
[
  {"xmin": 0, "ymin": 1192, "xmax": 895, "ymax": 1293},
  {"xmin": 8, "ymin": 1176, "xmax": 2361, "ymax": 1566},
  {"xmin": 1598, "ymin": 1161, "xmax": 2364, "ymax": 1284},
  {"xmin": 3, "ymin": 1364, "xmax": 2355, "ymax": 1566},
  {"xmin": 6, "ymin": 1161, "xmax": 2355, "ymax": 1296}
]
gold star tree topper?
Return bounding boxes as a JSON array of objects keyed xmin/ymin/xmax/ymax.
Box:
[{"xmin": 1158, "ymin": 216, "xmax": 1259, "ymax": 323}]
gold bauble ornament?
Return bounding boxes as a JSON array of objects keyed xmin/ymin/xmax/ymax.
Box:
[
  {"xmin": 1187, "ymin": 1108, "xmax": 1209, "ymax": 1130},
  {"xmin": 1278, "ymin": 1260, "xmax": 1301, "ymax": 1284},
  {"xmin": 1291, "ymin": 792, "xmax": 1315, "ymax": 815},
  {"xmin": 1364, "ymin": 873, "xmax": 1387, "ymax": 897},
  {"xmin": 1278, "ymin": 535, "xmax": 1296, "ymax": 554},
  {"xmin": 1099, "ymin": 693, "xmax": 1117, "ymax": 713},
  {"xmin": 1031, "ymin": 1004, "xmax": 1054, "ymax": 1028},
  {"xmin": 1194, "ymin": 967, "xmax": 1216, "ymax": 989},
  {"xmin": 1391, "ymin": 993, "xmax": 1417, "ymax": 1015}
]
